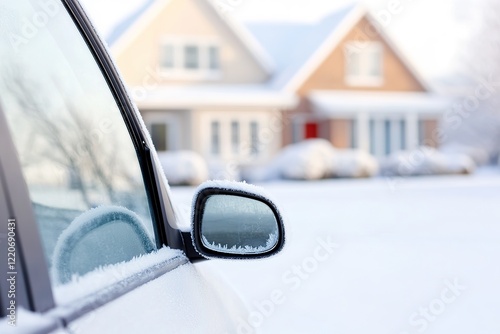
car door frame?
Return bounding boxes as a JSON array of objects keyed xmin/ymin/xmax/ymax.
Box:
[
  {"xmin": 62, "ymin": 0, "xmax": 203, "ymax": 259},
  {"xmin": 62, "ymin": 0, "xmax": 185, "ymax": 252}
]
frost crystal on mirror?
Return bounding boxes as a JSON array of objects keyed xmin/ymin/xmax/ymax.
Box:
[{"xmin": 202, "ymin": 232, "xmax": 278, "ymax": 255}]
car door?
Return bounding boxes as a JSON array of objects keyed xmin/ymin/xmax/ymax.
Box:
[{"xmin": 0, "ymin": 0, "xmax": 250, "ymax": 332}]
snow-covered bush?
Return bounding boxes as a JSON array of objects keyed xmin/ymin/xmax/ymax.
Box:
[
  {"xmin": 441, "ymin": 153, "xmax": 476, "ymax": 175},
  {"xmin": 280, "ymin": 139, "xmax": 336, "ymax": 180},
  {"xmin": 158, "ymin": 151, "xmax": 209, "ymax": 186},
  {"xmin": 440, "ymin": 144, "xmax": 490, "ymax": 166},
  {"xmin": 244, "ymin": 139, "xmax": 379, "ymax": 181},
  {"xmin": 208, "ymin": 161, "xmax": 241, "ymax": 182},
  {"xmin": 331, "ymin": 150, "xmax": 379, "ymax": 178},
  {"xmin": 383, "ymin": 147, "xmax": 476, "ymax": 176},
  {"xmin": 243, "ymin": 139, "xmax": 335, "ymax": 182}
]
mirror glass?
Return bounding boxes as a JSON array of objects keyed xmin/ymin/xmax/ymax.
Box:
[{"xmin": 201, "ymin": 195, "xmax": 279, "ymax": 255}]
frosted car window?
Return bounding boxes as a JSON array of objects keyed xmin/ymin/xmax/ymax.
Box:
[{"xmin": 0, "ymin": 0, "xmax": 157, "ymax": 291}]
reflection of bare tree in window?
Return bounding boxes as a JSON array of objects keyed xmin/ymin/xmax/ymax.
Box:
[{"xmin": 4, "ymin": 69, "xmax": 136, "ymax": 209}]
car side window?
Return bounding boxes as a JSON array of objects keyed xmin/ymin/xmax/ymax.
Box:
[{"xmin": 0, "ymin": 0, "xmax": 157, "ymax": 290}]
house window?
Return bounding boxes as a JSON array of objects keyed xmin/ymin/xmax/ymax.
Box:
[
  {"xmin": 160, "ymin": 44, "xmax": 175, "ymax": 69},
  {"xmin": 159, "ymin": 38, "xmax": 220, "ymax": 78},
  {"xmin": 231, "ymin": 121, "xmax": 240, "ymax": 155},
  {"xmin": 345, "ymin": 42, "xmax": 384, "ymax": 86},
  {"xmin": 211, "ymin": 121, "xmax": 220, "ymax": 156},
  {"xmin": 150, "ymin": 123, "xmax": 169, "ymax": 151},
  {"xmin": 369, "ymin": 119, "xmax": 376, "ymax": 155},
  {"xmin": 400, "ymin": 119, "xmax": 407, "ymax": 150},
  {"xmin": 184, "ymin": 45, "xmax": 199, "ymax": 69},
  {"xmin": 350, "ymin": 120, "xmax": 358, "ymax": 149},
  {"xmin": 384, "ymin": 120, "xmax": 391, "ymax": 156},
  {"xmin": 209, "ymin": 46, "xmax": 220, "ymax": 70},
  {"xmin": 292, "ymin": 121, "xmax": 302, "ymax": 143},
  {"xmin": 250, "ymin": 122, "xmax": 259, "ymax": 156}
]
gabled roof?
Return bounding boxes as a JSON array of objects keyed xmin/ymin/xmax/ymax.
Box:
[
  {"xmin": 246, "ymin": 4, "xmax": 430, "ymax": 92},
  {"xmin": 107, "ymin": 0, "xmax": 274, "ymax": 75},
  {"xmin": 246, "ymin": 4, "xmax": 356, "ymax": 90},
  {"xmin": 107, "ymin": 0, "xmax": 155, "ymax": 46}
]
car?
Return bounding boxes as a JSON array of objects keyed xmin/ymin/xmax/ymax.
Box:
[{"xmin": 0, "ymin": 0, "xmax": 285, "ymax": 333}]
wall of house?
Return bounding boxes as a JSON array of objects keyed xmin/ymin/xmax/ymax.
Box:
[
  {"xmin": 329, "ymin": 119, "xmax": 352, "ymax": 148},
  {"xmin": 193, "ymin": 108, "xmax": 282, "ymax": 165},
  {"xmin": 281, "ymin": 98, "xmax": 312, "ymax": 146},
  {"xmin": 114, "ymin": 0, "xmax": 269, "ymax": 86},
  {"xmin": 421, "ymin": 119, "xmax": 439, "ymax": 147},
  {"xmin": 142, "ymin": 110, "xmax": 192, "ymax": 150},
  {"xmin": 297, "ymin": 17, "xmax": 426, "ymax": 96}
]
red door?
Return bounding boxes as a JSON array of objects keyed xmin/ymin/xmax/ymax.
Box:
[{"xmin": 304, "ymin": 122, "xmax": 318, "ymax": 139}]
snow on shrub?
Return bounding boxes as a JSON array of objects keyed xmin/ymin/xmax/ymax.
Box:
[
  {"xmin": 441, "ymin": 153, "xmax": 476, "ymax": 175},
  {"xmin": 440, "ymin": 144, "xmax": 490, "ymax": 166},
  {"xmin": 157, "ymin": 151, "xmax": 209, "ymax": 186},
  {"xmin": 242, "ymin": 139, "xmax": 335, "ymax": 182},
  {"xmin": 244, "ymin": 139, "xmax": 379, "ymax": 181},
  {"xmin": 331, "ymin": 149, "xmax": 379, "ymax": 178},
  {"xmin": 275, "ymin": 139, "xmax": 335, "ymax": 180},
  {"xmin": 383, "ymin": 146, "xmax": 476, "ymax": 176},
  {"xmin": 208, "ymin": 161, "xmax": 241, "ymax": 182}
]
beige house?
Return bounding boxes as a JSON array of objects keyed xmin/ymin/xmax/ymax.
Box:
[
  {"xmin": 246, "ymin": 5, "xmax": 450, "ymax": 157},
  {"xmin": 109, "ymin": 0, "xmax": 296, "ymax": 167},
  {"xmin": 109, "ymin": 0, "xmax": 449, "ymax": 164}
]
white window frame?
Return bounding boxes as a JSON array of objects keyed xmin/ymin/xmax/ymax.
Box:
[
  {"xmin": 159, "ymin": 36, "xmax": 221, "ymax": 80},
  {"xmin": 344, "ymin": 41, "xmax": 384, "ymax": 87}
]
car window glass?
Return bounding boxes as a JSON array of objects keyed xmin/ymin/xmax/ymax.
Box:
[{"xmin": 0, "ymin": 0, "xmax": 157, "ymax": 291}]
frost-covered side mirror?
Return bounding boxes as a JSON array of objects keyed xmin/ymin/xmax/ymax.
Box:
[{"xmin": 191, "ymin": 181, "xmax": 285, "ymax": 259}]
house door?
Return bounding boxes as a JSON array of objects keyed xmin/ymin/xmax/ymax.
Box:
[{"xmin": 304, "ymin": 122, "xmax": 318, "ymax": 139}]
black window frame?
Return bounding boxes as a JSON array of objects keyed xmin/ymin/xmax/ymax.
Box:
[{"xmin": 62, "ymin": 0, "xmax": 184, "ymax": 251}]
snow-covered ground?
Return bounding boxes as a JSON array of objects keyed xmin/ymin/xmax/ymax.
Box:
[{"xmin": 171, "ymin": 168, "xmax": 500, "ymax": 333}]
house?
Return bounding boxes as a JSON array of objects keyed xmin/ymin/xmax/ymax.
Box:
[
  {"xmin": 246, "ymin": 5, "xmax": 450, "ymax": 157},
  {"xmin": 108, "ymin": 0, "xmax": 449, "ymax": 166},
  {"xmin": 108, "ymin": 0, "xmax": 296, "ymax": 169}
]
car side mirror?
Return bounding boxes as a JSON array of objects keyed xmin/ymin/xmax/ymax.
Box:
[{"xmin": 191, "ymin": 181, "xmax": 285, "ymax": 259}]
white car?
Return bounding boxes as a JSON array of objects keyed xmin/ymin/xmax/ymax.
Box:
[{"xmin": 0, "ymin": 1, "xmax": 285, "ymax": 333}]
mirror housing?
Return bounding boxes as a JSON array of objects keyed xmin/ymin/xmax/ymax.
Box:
[{"xmin": 191, "ymin": 181, "xmax": 285, "ymax": 259}]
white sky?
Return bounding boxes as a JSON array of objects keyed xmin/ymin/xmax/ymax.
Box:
[{"xmin": 81, "ymin": 0, "xmax": 483, "ymax": 80}]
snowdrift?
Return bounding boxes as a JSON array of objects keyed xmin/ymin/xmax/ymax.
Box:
[
  {"xmin": 158, "ymin": 151, "xmax": 209, "ymax": 186},
  {"xmin": 244, "ymin": 139, "xmax": 379, "ymax": 181},
  {"xmin": 382, "ymin": 147, "xmax": 476, "ymax": 176}
]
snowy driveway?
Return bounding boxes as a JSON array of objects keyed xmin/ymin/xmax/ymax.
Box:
[{"xmin": 171, "ymin": 170, "xmax": 500, "ymax": 333}]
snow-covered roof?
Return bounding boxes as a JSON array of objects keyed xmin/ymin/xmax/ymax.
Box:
[
  {"xmin": 245, "ymin": 4, "xmax": 357, "ymax": 90},
  {"xmin": 135, "ymin": 85, "xmax": 297, "ymax": 109},
  {"xmin": 246, "ymin": 4, "xmax": 431, "ymax": 93},
  {"xmin": 310, "ymin": 91, "xmax": 452, "ymax": 117},
  {"xmin": 107, "ymin": 0, "xmax": 274, "ymax": 75}
]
